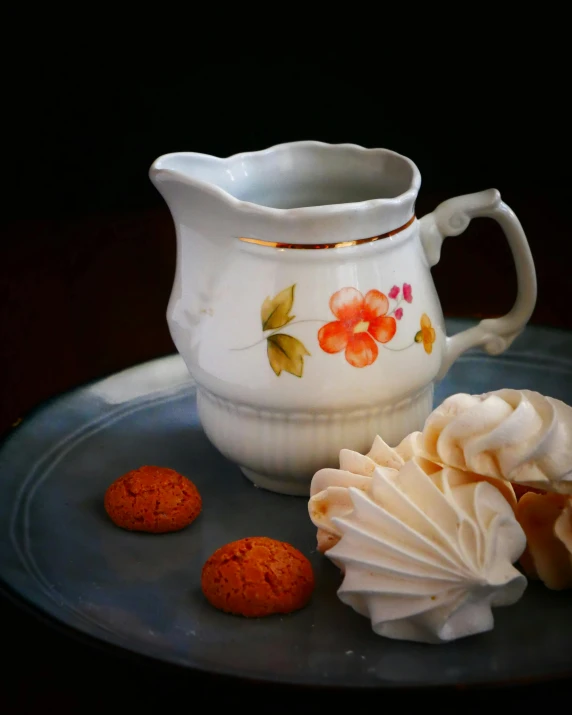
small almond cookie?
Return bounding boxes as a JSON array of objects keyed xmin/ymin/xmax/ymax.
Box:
[
  {"xmin": 201, "ymin": 537, "xmax": 315, "ymax": 617},
  {"xmin": 104, "ymin": 465, "xmax": 202, "ymax": 533}
]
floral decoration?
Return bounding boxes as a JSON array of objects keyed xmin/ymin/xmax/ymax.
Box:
[
  {"xmin": 318, "ymin": 288, "xmax": 397, "ymax": 368},
  {"xmin": 415, "ymin": 313, "xmax": 436, "ymax": 354},
  {"xmin": 234, "ymin": 280, "xmax": 433, "ymax": 376},
  {"xmin": 259, "ymin": 285, "xmax": 310, "ymax": 377}
]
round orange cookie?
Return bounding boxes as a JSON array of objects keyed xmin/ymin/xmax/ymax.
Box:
[
  {"xmin": 104, "ymin": 465, "xmax": 202, "ymax": 533},
  {"xmin": 201, "ymin": 537, "xmax": 315, "ymax": 617}
]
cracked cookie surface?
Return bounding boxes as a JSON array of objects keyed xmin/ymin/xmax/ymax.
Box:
[
  {"xmin": 201, "ymin": 537, "xmax": 315, "ymax": 617},
  {"xmin": 104, "ymin": 465, "xmax": 202, "ymax": 533}
]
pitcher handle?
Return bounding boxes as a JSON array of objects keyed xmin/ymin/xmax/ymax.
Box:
[{"xmin": 419, "ymin": 188, "xmax": 537, "ymax": 380}]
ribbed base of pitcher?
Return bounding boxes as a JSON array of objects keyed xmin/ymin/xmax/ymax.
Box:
[
  {"xmin": 196, "ymin": 385, "xmax": 434, "ymax": 495},
  {"xmin": 240, "ymin": 468, "xmax": 311, "ymax": 497}
]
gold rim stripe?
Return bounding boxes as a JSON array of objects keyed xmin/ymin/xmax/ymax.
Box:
[{"xmin": 239, "ymin": 214, "xmax": 416, "ymax": 250}]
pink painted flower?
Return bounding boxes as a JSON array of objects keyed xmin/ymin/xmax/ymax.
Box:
[
  {"xmin": 395, "ymin": 308, "xmax": 403, "ymax": 320},
  {"xmin": 403, "ymin": 283, "xmax": 413, "ymax": 303},
  {"xmin": 388, "ymin": 285, "xmax": 400, "ymax": 300}
]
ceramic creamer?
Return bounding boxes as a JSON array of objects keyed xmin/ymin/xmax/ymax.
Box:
[{"xmin": 150, "ymin": 141, "xmax": 536, "ymax": 495}]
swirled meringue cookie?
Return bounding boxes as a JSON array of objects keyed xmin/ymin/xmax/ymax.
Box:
[
  {"xmin": 416, "ymin": 389, "xmax": 572, "ymax": 494},
  {"xmin": 309, "ymin": 434, "xmax": 516, "ymax": 553},
  {"xmin": 516, "ymin": 491, "xmax": 572, "ymax": 590},
  {"xmin": 326, "ymin": 461, "xmax": 527, "ymax": 644},
  {"xmin": 309, "ymin": 435, "xmax": 439, "ymax": 552}
]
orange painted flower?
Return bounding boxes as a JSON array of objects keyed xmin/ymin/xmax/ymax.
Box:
[
  {"xmin": 415, "ymin": 313, "xmax": 436, "ymax": 354},
  {"xmin": 318, "ymin": 288, "xmax": 396, "ymax": 368}
]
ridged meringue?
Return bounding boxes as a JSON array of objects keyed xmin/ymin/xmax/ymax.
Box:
[
  {"xmin": 309, "ymin": 435, "xmax": 437, "ymax": 552},
  {"xmin": 516, "ymin": 491, "xmax": 572, "ymax": 590},
  {"xmin": 326, "ymin": 460, "xmax": 527, "ymax": 644},
  {"xmin": 415, "ymin": 389, "xmax": 572, "ymax": 494},
  {"xmin": 309, "ymin": 434, "xmax": 516, "ymax": 553}
]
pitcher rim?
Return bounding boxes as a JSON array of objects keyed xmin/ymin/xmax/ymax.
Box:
[{"xmin": 149, "ymin": 140, "xmax": 421, "ymax": 218}]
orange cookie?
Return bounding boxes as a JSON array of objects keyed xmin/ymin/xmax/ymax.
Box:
[
  {"xmin": 104, "ymin": 465, "xmax": 202, "ymax": 533},
  {"xmin": 201, "ymin": 536, "xmax": 315, "ymax": 617}
]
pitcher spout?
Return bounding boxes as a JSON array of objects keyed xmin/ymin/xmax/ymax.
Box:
[
  {"xmin": 150, "ymin": 152, "xmax": 230, "ymax": 225},
  {"xmin": 150, "ymin": 152, "xmax": 238, "ymax": 367}
]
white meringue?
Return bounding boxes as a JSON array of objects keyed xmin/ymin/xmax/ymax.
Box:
[
  {"xmin": 416, "ymin": 389, "xmax": 572, "ymax": 494},
  {"xmin": 309, "ymin": 435, "xmax": 438, "ymax": 552},
  {"xmin": 516, "ymin": 491, "xmax": 572, "ymax": 590},
  {"xmin": 309, "ymin": 433, "xmax": 515, "ymax": 553},
  {"xmin": 556, "ymin": 500, "xmax": 572, "ymax": 552},
  {"xmin": 326, "ymin": 460, "xmax": 527, "ymax": 644}
]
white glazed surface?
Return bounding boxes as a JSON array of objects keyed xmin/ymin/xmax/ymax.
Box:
[
  {"xmin": 198, "ymin": 385, "xmax": 434, "ymax": 496},
  {"xmin": 184, "ymin": 227, "xmax": 443, "ymax": 410},
  {"xmin": 173, "ymin": 221, "xmax": 442, "ymax": 492},
  {"xmin": 150, "ymin": 141, "xmax": 537, "ymax": 494}
]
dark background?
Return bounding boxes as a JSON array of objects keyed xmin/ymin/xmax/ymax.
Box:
[
  {"xmin": 3, "ymin": 65, "xmax": 571, "ymax": 436},
  {"xmin": 1, "ymin": 64, "xmax": 571, "ymax": 709},
  {"xmin": 3, "ymin": 67, "xmax": 571, "ymax": 436},
  {"xmin": 6, "ymin": 68, "xmax": 570, "ymax": 221}
]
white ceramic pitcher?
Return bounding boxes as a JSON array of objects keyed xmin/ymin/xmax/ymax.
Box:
[{"xmin": 150, "ymin": 141, "xmax": 536, "ymax": 496}]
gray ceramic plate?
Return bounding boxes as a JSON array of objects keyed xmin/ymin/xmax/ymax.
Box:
[{"xmin": 1, "ymin": 319, "xmax": 572, "ymax": 689}]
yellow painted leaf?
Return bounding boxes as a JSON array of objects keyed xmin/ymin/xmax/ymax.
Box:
[
  {"xmin": 261, "ymin": 285, "xmax": 296, "ymax": 331},
  {"xmin": 267, "ymin": 334, "xmax": 310, "ymax": 378}
]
